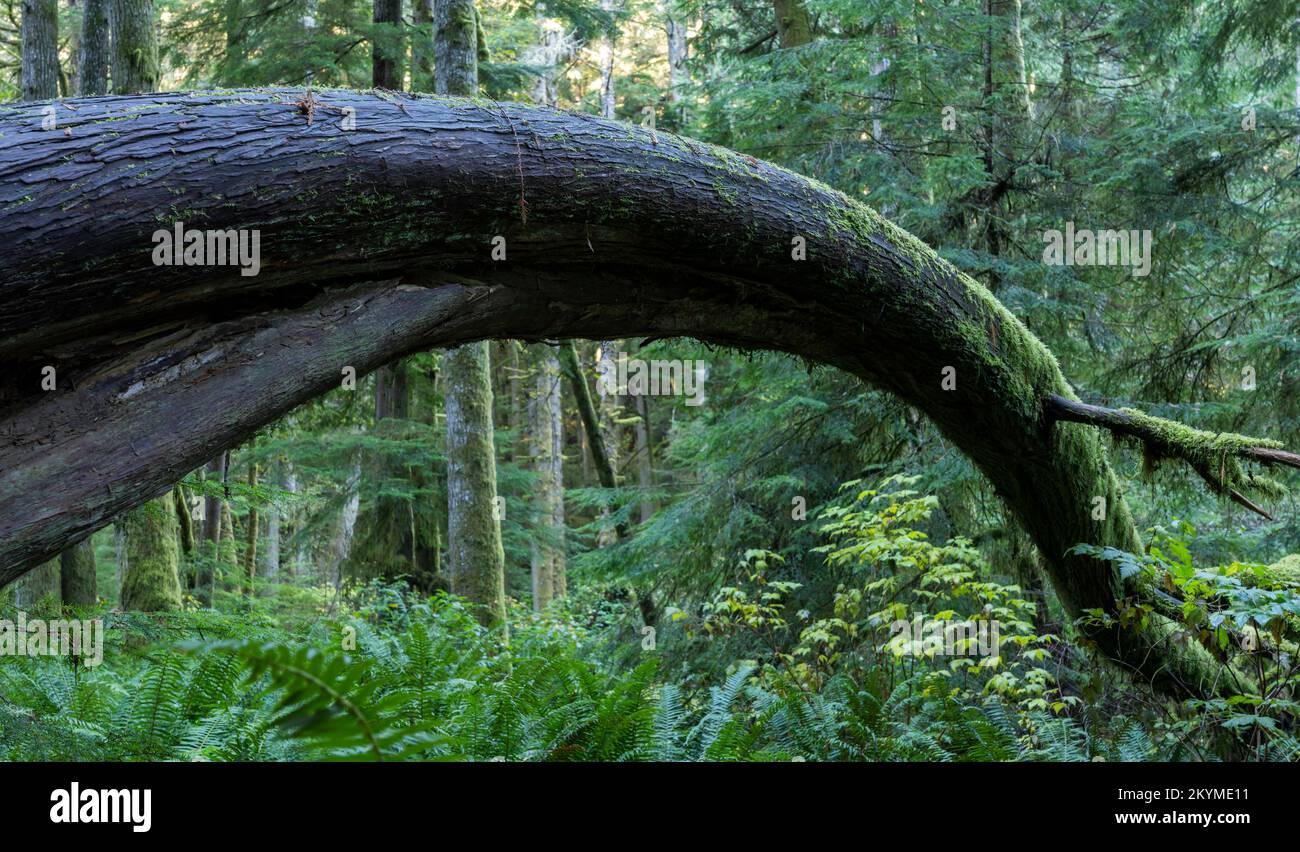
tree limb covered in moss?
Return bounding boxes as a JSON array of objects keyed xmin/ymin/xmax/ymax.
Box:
[{"xmin": 1044, "ymin": 394, "xmax": 1300, "ymax": 520}]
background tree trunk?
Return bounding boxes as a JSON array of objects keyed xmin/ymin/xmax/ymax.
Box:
[
  {"xmin": 20, "ymin": 0, "xmax": 58, "ymax": 101},
  {"xmin": 372, "ymin": 0, "xmax": 402, "ymax": 89},
  {"xmin": 78, "ymin": 0, "xmax": 110, "ymax": 95},
  {"xmin": 119, "ymin": 490, "xmax": 183, "ymax": 611},
  {"xmin": 242, "ymin": 461, "xmax": 259, "ymax": 595},
  {"xmin": 528, "ymin": 346, "xmax": 565, "ymax": 608},
  {"xmin": 109, "ymin": 0, "xmax": 160, "ymax": 94},
  {"xmin": 13, "ymin": 559, "xmax": 60, "ymax": 615},
  {"xmin": 772, "ymin": 0, "xmax": 811, "ymax": 49},
  {"xmin": 60, "ymin": 539, "xmax": 98, "ymax": 607},
  {"xmin": 436, "ymin": 0, "xmax": 507, "ymax": 628}
]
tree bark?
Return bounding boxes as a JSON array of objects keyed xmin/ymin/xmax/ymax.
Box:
[
  {"xmin": 372, "ymin": 0, "xmax": 403, "ymax": 90},
  {"xmin": 561, "ymin": 341, "xmax": 617, "ymax": 492},
  {"xmin": 0, "ymin": 89, "xmax": 1279, "ymax": 698},
  {"xmin": 265, "ymin": 457, "xmax": 282, "ymax": 578},
  {"xmin": 119, "ymin": 490, "xmax": 183, "ymax": 611},
  {"xmin": 527, "ymin": 346, "xmax": 565, "ymax": 608},
  {"xmin": 60, "ymin": 538, "xmax": 98, "ymax": 606},
  {"xmin": 445, "ymin": 342, "xmax": 508, "ymax": 625},
  {"xmin": 434, "ymin": 0, "xmax": 477, "ymax": 97},
  {"xmin": 632, "ymin": 391, "xmax": 654, "ymax": 524},
  {"xmin": 20, "ymin": 0, "xmax": 58, "ymax": 101},
  {"xmin": 412, "ymin": 0, "xmax": 435, "ymax": 92},
  {"xmin": 242, "ymin": 461, "xmax": 258, "ymax": 595},
  {"xmin": 13, "ymin": 559, "xmax": 60, "ymax": 614},
  {"xmin": 664, "ymin": 7, "xmax": 688, "ymax": 106},
  {"xmin": 109, "ymin": 0, "xmax": 159, "ymax": 94},
  {"xmin": 772, "ymin": 0, "xmax": 811, "ymax": 49},
  {"xmin": 435, "ymin": 0, "xmax": 507, "ymax": 627},
  {"xmin": 598, "ymin": 0, "xmax": 616, "ymax": 120}
]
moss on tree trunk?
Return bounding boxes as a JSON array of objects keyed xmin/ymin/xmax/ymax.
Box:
[
  {"xmin": 120, "ymin": 492, "xmax": 183, "ymax": 612},
  {"xmin": 60, "ymin": 539, "xmax": 97, "ymax": 607}
]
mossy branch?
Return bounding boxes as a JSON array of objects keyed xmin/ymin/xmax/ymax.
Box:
[{"xmin": 1045, "ymin": 395, "xmax": 1300, "ymax": 519}]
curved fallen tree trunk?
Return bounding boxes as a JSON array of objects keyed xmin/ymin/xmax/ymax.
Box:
[{"xmin": 0, "ymin": 90, "xmax": 1290, "ymax": 697}]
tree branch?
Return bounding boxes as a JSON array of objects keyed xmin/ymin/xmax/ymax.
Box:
[{"xmin": 1044, "ymin": 394, "xmax": 1297, "ymax": 518}]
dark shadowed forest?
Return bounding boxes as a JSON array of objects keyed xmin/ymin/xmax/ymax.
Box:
[{"xmin": 2, "ymin": 0, "xmax": 1300, "ymax": 777}]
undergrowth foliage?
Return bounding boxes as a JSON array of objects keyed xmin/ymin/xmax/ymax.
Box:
[{"xmin": 5, "ymin": 480, "xmax": 1293, "ymax": 761}]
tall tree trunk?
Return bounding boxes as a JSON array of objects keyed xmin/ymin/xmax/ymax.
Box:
[
  {"xmin": 329, "ymin": 454, "xmax": 362, "ymax": 587},
  {"xmin": 412, "ymin": 0, "xmax": 434, "ymax": 92},
  {"xmin": 196, "ymin": 453, "xmax": 225, "ymax": 606},
  {"xmin": 348, "ymin": 361, "xmax": 418, "ymax": 582},
  {"xmin": 980, "ymin": 0, "xmax": 1032, "ymax": 290},
  {"xmin": 242, "ymin": 461, "xmax": 258, "ymax": 595},
  {"xmin": 13, "ymin": 560, "xmax": 60, "ymax": 615},
  {"xmin": 772, "ymin": 0, "xmax": 811, "ymax": 48},
  {"xmin": 60, "ymin": 539, "xmax": 97, "ymax": 607},
  {"xmin": 109, "ymin": 0, "xmax": 160, "ymax": 94},
  {"xmin": 528, "ymin": 346, "xmax": 565, "ymax": 608},
  {"xmin": 303, "ymin": 0, "xmax": 318, "ymax": 83},
  {"xmin": 373, "ymin": 0, "xmax": 403, "ymax": 89},
  {"xmin": 445, "ymin": 343, "xmax": 507, "ymax": 625},
  {"xmin": 664, "ymin": 5, "xmax": 688, "ymax": 124},
  {"xmin": 598, "ymin": 0, "xmax": 616, "ymax": 120},
  {"xmin": 265, "ymin": 458, "xmax": 282, "ymax": 579},
  {"xmin": 437, "ymin": 0, "xmax": 507, "ymax": 628},
  {"xmin": 221, "ymin": 500, "xmax": 237, "ymax": 565},
  {"xmin": 527, "ymin": 15, "xmax": 563, "ymax": 107},
  {"xmin": 282, "ymin": 462, "xmax": 301, "ymax": 577},
  {"xmin": 119, "ymin": 490, "xmax": 183, "ymax": 611},
  {"xmin": 561, "ymin": 341, "xmax": 624, "ymax": 543},
  {"xmin": 632, "ymin": 392, "xmax": 654, "ymax": 524},
  {"xmin": 20, "ymin": 0, "xmax": 58, "ymax": 101}
]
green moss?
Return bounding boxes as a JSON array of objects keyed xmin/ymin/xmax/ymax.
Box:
[
  {"xmin": 1263, "ymin": 554, "xmax": 1300, "ymax": 586},
  {"xmin": 1116, "ymin": 407, "xmax": 1285, "ymax": 499}
]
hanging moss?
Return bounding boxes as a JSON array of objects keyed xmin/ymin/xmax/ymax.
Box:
[{"xmin": 1114, "ymin": 407, "xmax": 1286, "ymax": 499}]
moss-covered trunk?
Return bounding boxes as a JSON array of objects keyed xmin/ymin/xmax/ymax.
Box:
[
  {"xmin": 444, "ymin": 343, "xmax": 507, "ymax": 626},
  {"xmin": 119, "ymin": 492, "xmax": 183, "ymax": 611},
  {"xmin": 436, "ymin": 0, "xmax": 506, "ymax": 627},
  {"xmin": 109, "ymin": 0, "xmax": 159, "ymax": 94},
  {"xmin": 242, "ymin": 462, "xmax": 258, "ymax": 595},
  {"xmin": 13, "ymin": 559, "xmax": 61, "ymax": 615},
  {"xmin": 772, "ymin": 0, "xmax": 812, "ymax": 48},
  {"xmin": 60, "ymin": 539, "xmax": 98, "ymax": 607}
]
